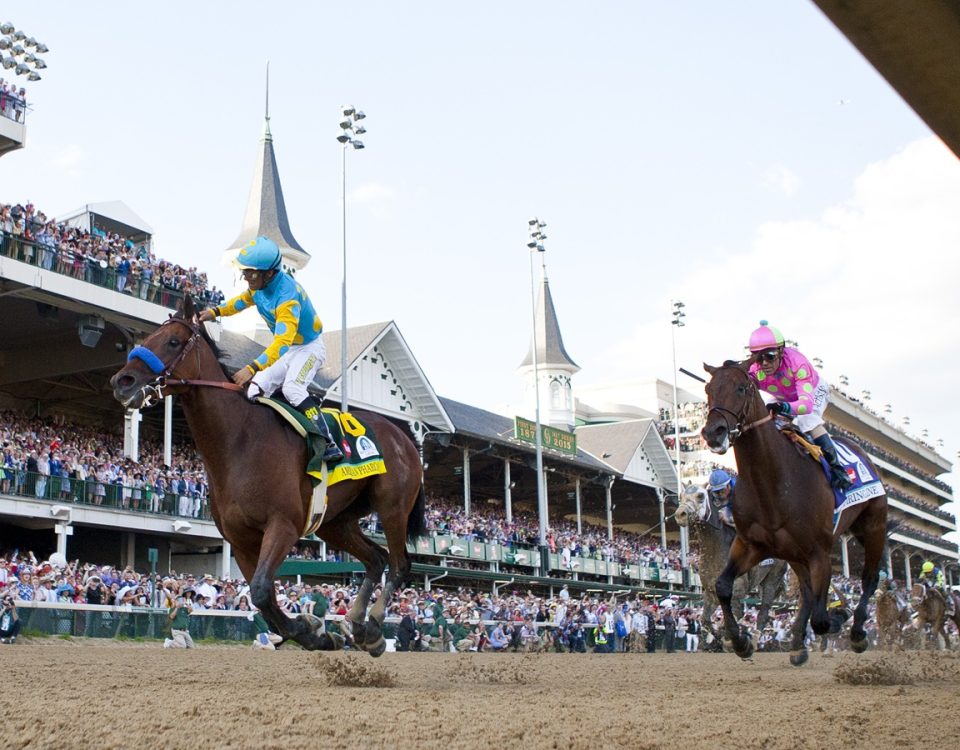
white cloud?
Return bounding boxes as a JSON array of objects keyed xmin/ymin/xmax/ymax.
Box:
[
  {"xmin": 763, "ymin": 164, "xmax": 800, "ymax": 196},
  {"xmin": 46, "ymin": 144, "xmax": 85, "ymax": 174}
]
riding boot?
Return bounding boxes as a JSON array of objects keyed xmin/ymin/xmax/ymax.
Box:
[
  {"xmin": 812, "ymin": 433, "xmax": 852, "ymax": 490},
  {"xmin": 295, "ymin": 396, "xmax": 344, "ymax": 463}
]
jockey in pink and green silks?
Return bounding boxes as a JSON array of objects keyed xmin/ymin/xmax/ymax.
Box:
[{"xmin": 746, "ymin": 320, "xmax": 851, "ymax": 490}]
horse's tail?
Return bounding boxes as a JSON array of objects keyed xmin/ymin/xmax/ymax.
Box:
[{"xmin": 406, "ymin": 483, "xmax": 427, "ymax": 542}]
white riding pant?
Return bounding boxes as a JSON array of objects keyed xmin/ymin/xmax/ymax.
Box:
[
  {"xmin": 246, "ymin": 337, "xmax": 327, "ymax": 405},
  {"xmin": 794, "ymin": 381, "xmax": 829, "ymax": 433}
]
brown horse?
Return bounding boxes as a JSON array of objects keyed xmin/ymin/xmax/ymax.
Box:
[
  {"xmin": 109, "ymin": 296, "xmax": 425, "ymax": 656},
  {"xmin": 910, "ymin": 582, "xmax": 950, "ymax": 650},
  {"xmin": 874, "ymin": 580, "xmax": 909, "ymax": 650},
  {"xmin": 701, "ymin": 361, "xmax": 888, "ymax": 666}
]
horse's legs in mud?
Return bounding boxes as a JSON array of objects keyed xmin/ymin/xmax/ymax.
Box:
[
  {"xmin": 848, "ymin": 507, "xmax": 885, "ymax": 653},
  {"xmin": 366, "ymin": 517, "xmax": 414, "ymax": 657},
  {"xmin": 808, "ymin": 553, "xmax": 834, "ymax": 637},
  {"xmin": 754, "ymin": 564, "xmax": 783, "ymax": 632},
  {"xmin": 716, "ymin": 536, "xmax": 762, "ymax": 659},
  {"xmin": 316, "ymin": 517, "xmax": 388, "ymax": 654},
  {"xmin": 247, "ymin": 522, "xmax": 342, "ymax": 651},
  {"xmin": 788, "ymin": 562, "xmax": 816, "ymax": 666},
  {"xmin": 731, "ymin": 574, "xmax": 748, "ymax": 623}
]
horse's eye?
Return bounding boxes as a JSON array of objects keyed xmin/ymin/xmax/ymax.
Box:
[
  {"xmin": 736, "ymin": 384, "xmax": 746, "ymax": 395},
  {"xmin": 168, "ymin": 338, "xmax": 181, "ymax": 349}
]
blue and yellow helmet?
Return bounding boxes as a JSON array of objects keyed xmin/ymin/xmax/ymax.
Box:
[{"xmin": 235, "ymin": 236, "xmax": 281, "ymax": 271}]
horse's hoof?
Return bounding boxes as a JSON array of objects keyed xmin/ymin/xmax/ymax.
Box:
[
  {"xmin": 351, "ymin": 621, "xmax": 368, "ymax": 649},
  {"xmin": 828, "ymin": 610, "xmax": 850, "ymax": 634},
  {"xmin": 299, "ymin": 613, "xmax": 324, "ymax": 632},
  {"xmin": 323, "ymin": 632, "xmax": 346, "ymax": 651},
  {"xmin": 735, "ymin": 637, "xmax": 754, "ymax": 660},
  {"xmin": 790, "ymin": 649, "xmax": 808, "ymax": 666},
  {"xmin": 366, "ymin": 635, "xmax": 386, "ymax": 658},
  {"xmin": 850, "ymin": 637, "xmax": 868, "ymax": 654}
]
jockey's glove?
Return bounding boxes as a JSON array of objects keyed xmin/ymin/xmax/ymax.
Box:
[{"xmin": 767, "ymin": 401, "xmax": 791, "ymax": 417}]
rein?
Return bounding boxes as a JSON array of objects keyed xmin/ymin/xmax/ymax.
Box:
[{"xmin": 127, "ymin": 317, "xmax": 243, "ymax": 407}]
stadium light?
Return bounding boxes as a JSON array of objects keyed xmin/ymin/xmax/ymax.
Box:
[
  {"xmin": 527, "ymin": 216, "xmax": 548, "ymax": 550},
  {"xmin": 0, "ymin": 22, "xmax": 49, "ymax": 82},
  {"xmin": 671, "ymin": 300, "xmax": 686, "ymax": 557},
  {"xmin": 336, "ymin": 104, "xmax": 367, "ymax": 411}
]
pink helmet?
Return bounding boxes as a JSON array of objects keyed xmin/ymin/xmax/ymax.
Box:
[{"xmin": 747, "ymin": 320, "xmax": 785, "ymax": 352}]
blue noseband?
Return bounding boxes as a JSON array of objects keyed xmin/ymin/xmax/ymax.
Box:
[{"xmin": 127, "ymin": 346, "xmax": 167, "ymax": 375}]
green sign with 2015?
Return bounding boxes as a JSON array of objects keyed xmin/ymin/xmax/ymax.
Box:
[{"xmin": 514, "ymin": 416, "xmax": 577, "ymax": 455}]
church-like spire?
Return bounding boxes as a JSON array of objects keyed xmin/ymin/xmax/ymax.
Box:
[
  {"xmin": 224, "ymin": 62, "xmax": 310, "ymax": 272},
  {"xmin": 519, "ymin": 273, "xmax": 579, "ymax": 373}
]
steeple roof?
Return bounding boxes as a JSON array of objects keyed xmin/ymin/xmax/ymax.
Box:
[
  {"xmin": 224, "ymin": 71, "xmax": 310, "ymax": 270},
  {"xmin": 519, "ymin": 274, "xmax": 579, "ymax": 372}
]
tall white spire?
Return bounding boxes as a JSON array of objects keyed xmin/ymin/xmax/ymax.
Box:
[{"xmin": 223, "ymin": 62, "xmax": 310, "ymax": 275}]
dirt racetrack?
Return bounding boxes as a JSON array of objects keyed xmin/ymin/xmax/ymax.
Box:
[{"xmin": 4, "ymin": 640, "xmax": 959, "ymax": 749}]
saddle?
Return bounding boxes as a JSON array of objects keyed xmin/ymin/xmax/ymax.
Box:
[{"xmin": 255, "ymin": 398, "xmax": 388, "ymax": 536}]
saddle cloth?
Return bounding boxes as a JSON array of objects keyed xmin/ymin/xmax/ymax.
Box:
[
  {"xmin": 255, "ymin": 398, "xmax": 388, "ymax": 535},
  {"xmin": 777, "ymin": 424, "xmax": 885, "ymax": 531},
  {"xmin": 256, "ymin": 398, "xmax": 388, "ymax": 485}
]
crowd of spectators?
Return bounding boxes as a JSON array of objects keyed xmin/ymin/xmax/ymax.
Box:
[
  {"xmin": 0, "ymin": 199, "xmax": 225, "ymax": 310},
  {"xmin": 418, "ymin": 495, "xmax": 697, "ymax": 573},
  {"xmin": 2, "ymin": 411, "xmax": 704, "ymax": 570},
  {"xmin": 5, "ymin": 548, "xmax": 943, "ymax": 654},
  {"xmin": 1, "ymin": 411, "xmax": 209, "ymax": 519},
  {"xmin": 0, "ymin": 80, "xmax": 26, "ymax": 122}
]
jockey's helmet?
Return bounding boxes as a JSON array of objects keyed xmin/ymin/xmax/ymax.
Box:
[
  {"xmin": 921, "ymin": 560, "xmax": 934, "ymax": 574},
  {"xmin": 748, "ymin": 320, "xmax": 785, "ymax": 352},
  {"xmin": 708, "ymin": 469, "xmax": 732, "ymax": 492},
  {"xmin": 234, "ymin": 236, "xmax": 282, "ymax": 272}
]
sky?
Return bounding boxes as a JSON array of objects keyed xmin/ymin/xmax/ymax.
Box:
[{"xmin": 5, "ymin": 3, "xmax": 959, "ymax": 526}]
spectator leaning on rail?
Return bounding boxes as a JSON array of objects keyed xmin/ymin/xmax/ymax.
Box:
[
  {"xmin": 746, "ymin": 320, "xmax": 852, "ymax": 490},
  {"xmin": 197, "ymin": 236, "xmax": 342, "ymax": 462}
]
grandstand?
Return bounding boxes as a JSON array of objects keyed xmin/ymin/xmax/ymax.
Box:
[
  {"xmin": 2, "ymin": 25, "xmax": 957, "ymax": 599},
  {"xmin": 0, "ymin": 101, "xmax": 692, "ymax": 601}
]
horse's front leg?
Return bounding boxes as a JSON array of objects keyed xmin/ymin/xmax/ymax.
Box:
[
  {"xmin": 716, "ymin": 536, "xmax": 762, "ymax": 660},
  {"xmin": 249, "ymin": 522, "xmax": 342, "ymax": 651},
  {"xmin": 787, "ymin": 562, "xmax": 816, "ymax": 666}
]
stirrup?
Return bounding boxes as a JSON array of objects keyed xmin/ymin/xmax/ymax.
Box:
[
  {"xmin": 322, "ymin": 442, "xmax": 344, "ymax": 463},
  {"xmin": 830, "ymin": 468, "xmax": 852, "ymax": 490}
]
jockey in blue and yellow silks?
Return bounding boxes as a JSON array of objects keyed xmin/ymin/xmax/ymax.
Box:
[{"xmin": 198, "ymin": 236, "xmax": 343, "ymax": 462}]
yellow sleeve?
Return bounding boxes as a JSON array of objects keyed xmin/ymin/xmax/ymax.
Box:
[
  {"xmin": 215, "ymin": 290, "xmax": 255, "ymax": 318},
  {"xmin": 252, "ymin": 299, "xmax": 301, "ymax": 371}
]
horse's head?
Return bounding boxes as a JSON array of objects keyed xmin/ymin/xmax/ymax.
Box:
[
  {"xmin": 700, "ymin": 360, "xmax": 764, "ymax": 453},
  {"xmin": 110, "ymin": 295, "xmax": 216, "ymax": 409},
  {"xmin": 675, "ymin": 484, "xmax": 709, "ymax": 527}
]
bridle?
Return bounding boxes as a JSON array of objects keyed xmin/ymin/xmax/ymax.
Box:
[
  {"xmin": 125, "ymin": 316, "xmax": 243, "ymax": 408},
  {"xmin": 706, "ymin": 366, "xmax": 772, "ymax": 443}
]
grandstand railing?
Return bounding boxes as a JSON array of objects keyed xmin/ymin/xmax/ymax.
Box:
[
  {"xmin": 6, "ymin": 471, "xmax": 214, "ymax": 521},
  {"xmin": 0, "ymin": 234, "xmax": 189, "ymax": 311}
]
